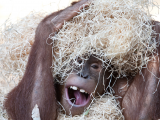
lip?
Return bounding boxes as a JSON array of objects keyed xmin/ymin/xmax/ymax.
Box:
[
  {"xmin": 65, "ymin": 87, "xmax": 91, "ymax": 107},
  {"xmin": 65, "ymin": 81, "xmax": 94, "ymax": 95}
]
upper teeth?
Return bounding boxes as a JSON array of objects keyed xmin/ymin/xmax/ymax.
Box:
[
  {"xmin": 70, "ymin": 86, "xmax": 88, "ymax": 94},
  {"xmin": 70, "ymin": 86, "xmax": 78, "ymax": 90}
]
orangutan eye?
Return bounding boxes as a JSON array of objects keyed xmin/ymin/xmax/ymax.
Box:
[
  {"xmin": 91, "ymin": 64, "xmax": 99, "ymax": 69},
  {"xmin": 77, "ymin": 59, "xmax": 82, "ymax": 64}
]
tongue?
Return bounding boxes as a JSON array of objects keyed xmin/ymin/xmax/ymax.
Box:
[{"xmin": 74, "ymin": 90, "xmax": 87, "ymax": 105}]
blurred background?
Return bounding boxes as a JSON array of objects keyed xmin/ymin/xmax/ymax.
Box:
[
  {"xmin": 0, "ymin": 0, "xmax": 78, "ymax": 25},
  {"xmin": 0, "ymin": 0, "xmax": 159, "ymax": 26}
]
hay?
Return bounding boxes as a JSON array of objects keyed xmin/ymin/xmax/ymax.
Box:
[
  {"xmin": 0, "ymin": 12, "xmax": 47, "ymax": 120},
  {"xmin": 0, "ymin": 0, "xmax": 159, "ymax": 119},
  {"xmin": 0, "ymin": 12, "xmax": 47, "ymax": 80},
  {"xmin": 57, "ymin": 94, "xmax": 124, "ymax": 120},
  {"xmin": 51, "ymin": 0, "xmax": 159, "ymax": 81},
  {"xmin": 0, "ymin": 9, "xmax": 123, "ymax": 120}
]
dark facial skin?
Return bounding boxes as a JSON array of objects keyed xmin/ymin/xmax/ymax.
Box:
[
  {"xmin": 4, "ymin": 0, "xmax": 160, "ymax": 119},
  {"xmin": 59, "ymin": 56, "xmax": 110, "ymax": 115}
]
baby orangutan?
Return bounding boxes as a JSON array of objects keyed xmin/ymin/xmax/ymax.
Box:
[{"xmin": 4, "ymin": 0, "xmax": 160, "ymax": 120}]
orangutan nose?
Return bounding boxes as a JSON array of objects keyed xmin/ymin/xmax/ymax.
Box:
[{"xmin": 78, "ymin": 72, "xmax": 90, "ymax": 79}]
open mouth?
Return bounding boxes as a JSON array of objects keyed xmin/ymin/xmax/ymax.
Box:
[{"xmin": 65, "ymin": 86, "xmax": 91, "ymax": 106}]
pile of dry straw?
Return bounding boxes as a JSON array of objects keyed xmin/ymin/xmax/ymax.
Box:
[
  {"xmin": 51, "ymin": 0, "xmax": 158, "ymax": 81},
  {"xmin": 0, "ymin": 0, "xmax": 159, "ymax": 119},
  {"xmin": 0, "ymin": 12, "xmax": 46, "ymax": 120}
]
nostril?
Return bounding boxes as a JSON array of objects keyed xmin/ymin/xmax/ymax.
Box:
[
  {"xmin": 83, "ymin": 74, "xmax": 89, "ymax": 79},
  {"xmin": 78, "ymin": 73, "xmax": 89, "ymax": 79}
]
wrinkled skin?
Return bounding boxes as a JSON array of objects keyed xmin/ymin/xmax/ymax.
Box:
[{"xmin": 4, "ymin": 0, "xmax": 160, "ymax": 120}]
